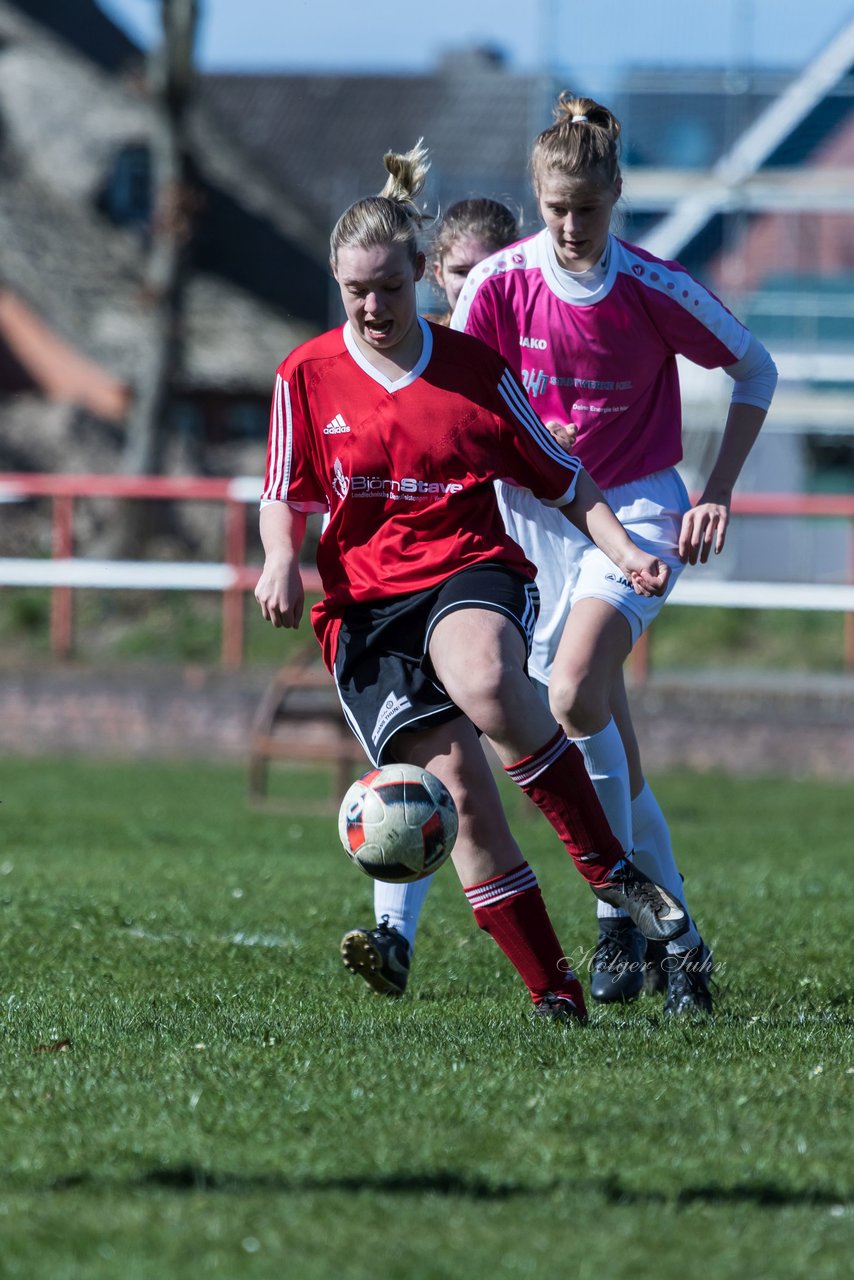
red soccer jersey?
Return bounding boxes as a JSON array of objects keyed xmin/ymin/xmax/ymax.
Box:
[{"xmin": 262, "ymin": 319, "xmax": 581, "ymax": 668}]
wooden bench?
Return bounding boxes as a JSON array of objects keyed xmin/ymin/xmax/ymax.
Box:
[{"xmin": 248, "ymin": 647, "xmax": 365, "ymax": 810}]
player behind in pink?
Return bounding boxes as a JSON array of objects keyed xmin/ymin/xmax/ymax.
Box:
[
  {"xmin": 429, "ymin": 198, "xmax": 521, "ymax": 319},
  {"xmin": 450, "ymin": 92, "xmax": 778, "ymax": 1014},
  {"xmin": 255, "ymin": 141, "xmax": 690, "ymax": 1022}
]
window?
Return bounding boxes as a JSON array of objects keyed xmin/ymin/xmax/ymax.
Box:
[
  {"xmin": 804, "ymin": 435, "xmax": 854, "ymax": 495},
  {"xmin": 100, "ymin": 144, "xmax": 152, "ymax": 228}
]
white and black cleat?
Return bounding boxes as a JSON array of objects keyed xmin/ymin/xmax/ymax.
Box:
[
  {"xmin": 340, "ymin": 915, "xmax": 411, "ymax": 997},
  {"xmin": 593, "ymin": 859, "xmax": 689, "ymax": 944}
]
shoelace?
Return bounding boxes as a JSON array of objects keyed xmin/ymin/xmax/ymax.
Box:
[
  {"xmin": 611, "ymin": 867, "xmax": 668, "ymax": 916},
  {"xmin": 669, "ymin": 957, "xmax": 712, "ymax": 995},
  {"xmin": 594, "ymin": 937, "xmax": 632, "ymax": 971}
]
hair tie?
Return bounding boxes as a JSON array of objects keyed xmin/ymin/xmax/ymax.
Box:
[{"xmin": 572, "ymin": 114, "xmax": 588, "ymax": 123}]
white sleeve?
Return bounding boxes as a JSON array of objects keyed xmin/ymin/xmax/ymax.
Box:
[
  {"xmin": 725, "ymin": 333, "xmax": 778, "ymax": 411},
  {"xmin": 259, "ymin": 497, "xmax": 325, "ymax": 512}
]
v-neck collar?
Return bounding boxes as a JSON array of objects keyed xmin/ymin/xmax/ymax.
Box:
[{"xmin": 343, "ymin": 316, "xmax": 433, "ymax": 392}]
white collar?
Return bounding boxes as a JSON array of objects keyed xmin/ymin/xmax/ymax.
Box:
[
  {"xmin": 541, "ymin": 231, "xmax": 617, "ymax": 306},
  {"xmin": 343, "ymin": 316, "xmax": 433, "ymax": 392}
]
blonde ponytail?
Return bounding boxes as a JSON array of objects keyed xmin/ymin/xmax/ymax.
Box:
[
  {"xmin": 331, "ymin": 140, "xmax": 433, "ymax": 266},
  {"xmin": 379, "ymin": 139, "xmax": 431, "ymax": 209}
]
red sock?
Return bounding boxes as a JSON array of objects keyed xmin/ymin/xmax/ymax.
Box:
[
  {"xmin": 465, "ymin": 862, "xmax": 587, "ymax": 1015},
  {"xmin": 504, "ymin": 728, "xmax": 625, "ymax": 888}
]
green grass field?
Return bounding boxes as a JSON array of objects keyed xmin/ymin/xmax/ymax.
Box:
[{"xmin": 1, "ymin": 758, "xmax": 851, "ymax": 1279}]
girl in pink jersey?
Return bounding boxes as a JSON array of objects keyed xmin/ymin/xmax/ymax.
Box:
[
  {"xmin": 450, "ymin": 93, "xmax": 778, "ymax": 1015},
  {"xmin": 256, "ymin": 142, "xmax": 689, "ymax": 1022}
]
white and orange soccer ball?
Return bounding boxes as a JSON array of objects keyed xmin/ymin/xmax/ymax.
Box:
[{"xmin": 338, "ymin": 764, "xmax": 458, "ymax": 883}]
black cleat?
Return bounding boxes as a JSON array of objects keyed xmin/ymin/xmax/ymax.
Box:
[
  {"xmin": 663, "ymin": 942, "xmax": 714, "ymax": 1016},
  {"xmin": 593, "ymin": 859, "xmax": 688, "ymax": 944},
  {"xmin": 643, "ymin": 940, "xmax": 669, "ymax": 996},
  {"xmin": 340, "ymin": 915, "xmax": 411, "ymax": 997},
  {"xmin": 590, "ymin": 918, "xmax": 646, "ymax": 1004},
  {"xmin": 532, "ymin": 989, "xmax": 588, "ymax": 1024}
]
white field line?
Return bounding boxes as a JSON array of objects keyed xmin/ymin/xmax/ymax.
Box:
[{"xmin": 122, "ymin": 925, "xmax": 298, "ymax": 949}]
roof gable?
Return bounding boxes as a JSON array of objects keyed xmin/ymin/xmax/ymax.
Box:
[{"xmin": 7, "ymin": 0, "xmax": 140, "ymax": 72}]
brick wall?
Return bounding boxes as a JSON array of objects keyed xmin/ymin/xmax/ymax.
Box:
[{"xmin": 0, "ymin": 665, "xmax": 851, "ymax": 779}]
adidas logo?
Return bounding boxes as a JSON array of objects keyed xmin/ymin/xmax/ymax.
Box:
[{"xmin": 323, "ymin": 413, "xmax": 350, "ymax": 435}]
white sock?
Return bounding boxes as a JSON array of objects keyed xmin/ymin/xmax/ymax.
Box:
[
  {"xmin": 631, "ymin": 782, "xmax": 702, "ymax": 953},
  {"xmin": 571, "ymin": 719, "xmax": 632, "ymax": 921},
  {"xmin": 373, "ymin": 875, "xmax": 434, "ymax": 952}
]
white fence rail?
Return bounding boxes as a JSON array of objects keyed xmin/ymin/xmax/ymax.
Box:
[{"xmin": 1, "ymin": 473, "xmax": 853, "ymax": 672}]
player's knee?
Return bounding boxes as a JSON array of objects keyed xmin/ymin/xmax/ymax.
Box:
[
  {"xmin": 548, "ymin": 670, "xmax": 607, "ymax": 736},
  {"xmin": 447, "ymin": 659, "xmax": 515, "ymax": 731},
  {"xmin": 547, "ymin": 667, "xmax": 582, "ymax": 721}
]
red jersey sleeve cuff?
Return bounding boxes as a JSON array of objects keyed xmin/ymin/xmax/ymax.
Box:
[{"xmin": 540, "ymin": 472, "xmax": 579, "ymax": 508}]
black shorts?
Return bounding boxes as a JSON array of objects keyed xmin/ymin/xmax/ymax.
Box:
[{"xmin": 333, "ymin": 564, "xmax": 540, "ymax": 766}]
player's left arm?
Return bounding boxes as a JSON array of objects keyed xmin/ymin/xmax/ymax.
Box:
[
  {"xmin": 561, "ymin": 470, "xmax": 670, "ymax": 598},
  {"xmin": 255, "ymin": 501, "xmax": 307, "ymax": 628},
  {"xmin": 680, "ymin": 335, "xmax": 778, "ymax": 565}
]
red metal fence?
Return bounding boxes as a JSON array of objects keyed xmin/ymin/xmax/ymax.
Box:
[{"xmin": 1, "ymin": 472, "xmax": 853, "ymax": 673}]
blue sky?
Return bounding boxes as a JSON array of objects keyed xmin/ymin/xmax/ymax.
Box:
[{"xmin": 97, "ymin": 0, "xmax": 854, "ymax": 78}]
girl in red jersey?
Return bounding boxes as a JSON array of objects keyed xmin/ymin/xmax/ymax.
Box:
[
  {"xmin": 255, "ymin": 142, "xmax": 689, "ymax": 1021},
  {"xmin": 449, "ymin": 94, "xmax": 778, "ymax": 1015}
]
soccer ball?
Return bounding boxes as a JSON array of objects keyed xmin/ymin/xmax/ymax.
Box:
[{"xmin": 338, "ymin": 763, "xmax": 458, "ymax": 883}]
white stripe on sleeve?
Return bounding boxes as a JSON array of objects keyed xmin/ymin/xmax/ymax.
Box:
[
  {"xmin": 261, "ymin": 374, "xmax": 294, "ymax": 502},
  {"xmin": 497, "ymin": 369, "xmax": 582, "ymax": 473}
]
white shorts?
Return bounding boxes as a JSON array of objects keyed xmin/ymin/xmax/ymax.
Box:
[{"xmin": 496, "ymin": 467, "xmax": 690, "ymax": 684}]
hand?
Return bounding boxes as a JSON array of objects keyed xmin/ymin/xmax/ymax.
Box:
[
  {"xmin": 623, "ymin": 549, "xmax": 671, "ymax": 598},
  {"xmin": 679, "ymin": 502, "xmax": 730, "ymax": 565},
  {"xmin": 544, "ymin": 419, "xmax": 578, "ymax": 453},
  {"xmin": 255, "ymin": 558, "xmax": 305, "ymax": 628}
]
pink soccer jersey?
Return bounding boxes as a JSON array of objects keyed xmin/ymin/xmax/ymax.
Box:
[
  {"xmin": 452, "ymin": 230, "xmax": 751, "ymax": 490},
  {"xmin": 262, "ymin": 318, "xmax": 581, "ymax": 669}
]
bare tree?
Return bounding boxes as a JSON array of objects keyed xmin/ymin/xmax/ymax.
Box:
[{"xmin": 123, "ymin": 0, "xmax": 199, "ymax": 476}]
